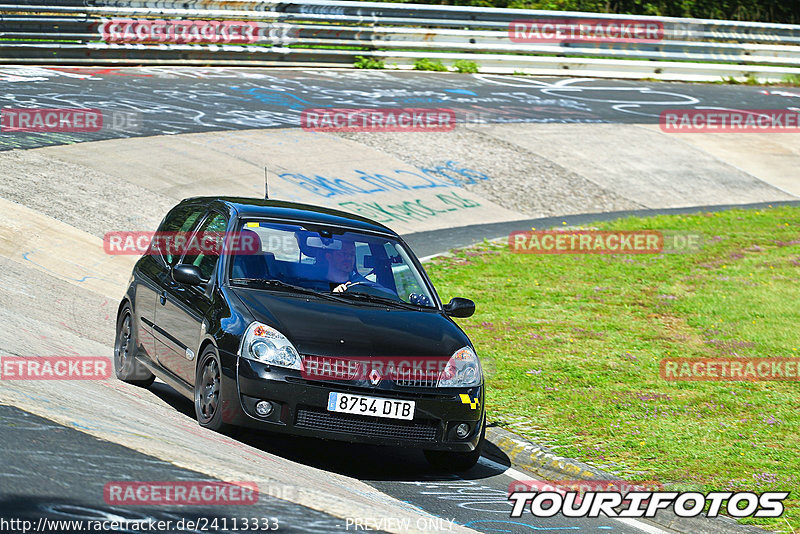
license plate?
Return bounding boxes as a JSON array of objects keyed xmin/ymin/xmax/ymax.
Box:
[{"xmin": 327, "ymin": 392, "xmax": 415, "ymax": 421}]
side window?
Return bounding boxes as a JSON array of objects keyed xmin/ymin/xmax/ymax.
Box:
[
  {"xmin": 155, "ymin": 205, "xmax": 203, "ymax": 266},
  {"xmin": 180, "ymin": 212, "xmax": 227, "ymax": 281}
]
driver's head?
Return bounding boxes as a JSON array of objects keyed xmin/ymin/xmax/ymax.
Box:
[{"xmin": 325, "ymin": 239, "xmax": 356, "ymax": 279}]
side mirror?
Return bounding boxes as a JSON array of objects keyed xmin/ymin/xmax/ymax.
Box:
[
  {"xmin": 172, "ymin": 264, "xmax": 207, "ymax": 286},
  {"xmin": 443, "ymin": 297, "xmax": 475, "ymax": 318}
]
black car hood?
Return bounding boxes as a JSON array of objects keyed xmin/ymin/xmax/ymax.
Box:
[{"xmin": 230, "ymin": 287, "xmax": 469, "ymax": 358}]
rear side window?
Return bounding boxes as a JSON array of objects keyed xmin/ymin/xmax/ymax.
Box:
[{"xmin": 155, "ymin": 205, "xmax": 203, "ymax": 266}]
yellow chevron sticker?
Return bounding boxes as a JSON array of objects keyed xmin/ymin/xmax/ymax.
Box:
[{"xmin": 459, "ymin": 394, "xmax": 480, "ymax": 410}]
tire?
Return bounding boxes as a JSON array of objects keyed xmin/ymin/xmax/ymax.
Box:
[
  {"xmin": 114, "ymin": 304, "xmax": 155, "ymax": 388},
  {"xmin": 424, "ymin": 418, "xmax": 485, "ymax": 472},
  {"xmin": 194, "ymin": 347, "xmax": 232, "ymax": 433}
]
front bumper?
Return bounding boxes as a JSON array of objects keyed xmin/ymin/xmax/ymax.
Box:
[{"xmin": 228, "ymin": 353, "xmax": 484, "ymax": 452}]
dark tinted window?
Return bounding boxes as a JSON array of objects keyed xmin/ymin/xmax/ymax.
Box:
[
  {"xmin": 181, "ymin": 212, "xmax": 227, "ymax": 281},
  {"xmin": 155, "ymin": 205, "xmax": 203, "ymax": 266}
]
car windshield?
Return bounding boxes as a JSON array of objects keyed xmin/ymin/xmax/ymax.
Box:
[{"xmin": 227, "ymin": 220, "xmax": 437, "ymax": 308}]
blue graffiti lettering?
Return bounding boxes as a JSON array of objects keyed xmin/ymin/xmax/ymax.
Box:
[{"xmin": 277, "ymin": 163, "xmax": 490, "ymax": 198}]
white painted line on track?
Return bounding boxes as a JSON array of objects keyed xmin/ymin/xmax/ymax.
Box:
[
  {"xmin": 478, "ymin": 455, "xmax": 536, "ymax": 484},
  {"xmin": 478, "ymin": 456, "xmax": 673, "ymax": 534},
  {"xmin": 615, "ymin": 517, "xmax": 674, "ymax": 534}
]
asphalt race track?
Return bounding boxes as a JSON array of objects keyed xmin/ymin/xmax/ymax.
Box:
[
  {"xmin": 0, "ymin": 405, "xmax": 349, "ymax": 533},
  {"xmin": 0, "ymin": 398, "xmax": 660, "ymax": 534},
  {"xmin": 1, "ymin": 65, "xmax": 798, "ymax": 534},
  {"xmin": 1, "ymin": 66, "xmax": 800, "ymax": 151}
]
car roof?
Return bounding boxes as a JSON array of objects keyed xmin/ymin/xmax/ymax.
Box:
[{"xmin": 180, "ymin": 197, "xmax": 397, "ymax": 236}]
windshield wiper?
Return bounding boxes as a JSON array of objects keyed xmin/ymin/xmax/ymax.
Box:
[
  {"xmin": 230, "ymin": 278, "xmax": 348, "ymax": 303},
  {"xmin": 335, "ymin": 291, "xmax": 424, "ymax": 310}
]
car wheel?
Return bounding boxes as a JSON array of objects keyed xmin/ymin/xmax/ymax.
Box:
[
  {"xmin": 114, "ymin": 304, "xmax": 155, "ymax": 388},
  {"xmin": 424, "ymin": 418, "xmax": 485, "ymax": 472},
  {"xmin": 194, "ymin": 348, "xmax": 231, "ymax": 433}
]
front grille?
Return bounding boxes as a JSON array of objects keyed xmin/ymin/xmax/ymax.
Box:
[
  {"xmin": 300, "ymin": 355, "xmax": 443, "ymax": 388},
  {"xmin": 302, "ymin": 355, "xmax": 362, "ymax": 381},
  {"xmin": 393, "ymin": 367, "xmax": 438, "ymax": 387},
  {"xmin": 295, "ymin": 408, "xmax": 438, "ymax": 441}
]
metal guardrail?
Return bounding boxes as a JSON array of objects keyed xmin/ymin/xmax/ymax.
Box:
[{"xmin": 2, "ymin": 0, "xmax": 800, "ymax": 81}]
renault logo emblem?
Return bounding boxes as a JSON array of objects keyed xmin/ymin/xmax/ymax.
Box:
[{"xmin": 369, "ymin": 369, "xmax": 382, "ymax": 386}]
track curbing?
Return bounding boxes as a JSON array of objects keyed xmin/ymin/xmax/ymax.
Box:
[{"xmin": 484, "ymin": 424, "xmax": 772, "ymax": 533}]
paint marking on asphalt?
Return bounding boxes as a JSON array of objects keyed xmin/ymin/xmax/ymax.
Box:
[
  {"xmin": 478, "ymin": 456, "xmax": 673, "ymax": 534},
  {"xmin": 615, "ymin": 518, "xmax": 673, "ymax": 534},
  {"xmin": 478, "ymin": 455, "xmax": 535, "ymax": 485}
]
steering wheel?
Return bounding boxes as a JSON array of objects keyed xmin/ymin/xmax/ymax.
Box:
[{"xmin": 340, "ymin": 281, "xmax": 398, "ymax": 299}]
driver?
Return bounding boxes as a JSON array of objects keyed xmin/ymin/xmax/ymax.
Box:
[{"xmin": 324, "ymin": 239, "xmax": 373, "ymax": 293}]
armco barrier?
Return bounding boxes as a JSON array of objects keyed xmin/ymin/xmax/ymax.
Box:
[{"xmin": 2, "ymin": 0, "xmax": 800, "ymax": 80}]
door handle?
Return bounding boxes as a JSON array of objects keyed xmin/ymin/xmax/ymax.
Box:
[{"xmin": 159, "ymin": 291, "xmax": 167, "ymax": 306}]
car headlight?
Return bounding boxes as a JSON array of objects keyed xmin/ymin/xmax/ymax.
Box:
[
  {"xmin": 240, "ymin": 322, "xmax": 302, "ymax": 370},
  {"xmin": 437, "ymin": 347, "xmax": 482, "ymax": 388}
]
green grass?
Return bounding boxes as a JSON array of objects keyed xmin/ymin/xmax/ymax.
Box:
[
  {"xmin": 427, "ymin": 206, "xmax": 800, "ymax": 531},
  {"xmin": 453, "ymin": 59, "xmax": 480, "ymax": 73},
  {"xmin": 413, "ymin": 58, "xmax": 448, "ymax": 71},
  {"xmin": 353, "ymin": 55, "xmax": 386, "ymax": 69},
  {"xmin": 715, "ymin": 74, "xmax": 800, "ymax": 86},
  {"xmin": 783, "ymin": 74, "xmax": 800, "ymax": 86},
  {"xmin": 720, "ymin": 74, "xmax": 763, "ymax": 85}
]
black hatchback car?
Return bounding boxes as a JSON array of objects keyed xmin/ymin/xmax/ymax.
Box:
[{"xmin": 115, "ymin": 197, "xmax": 484, "ymax": 470}]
